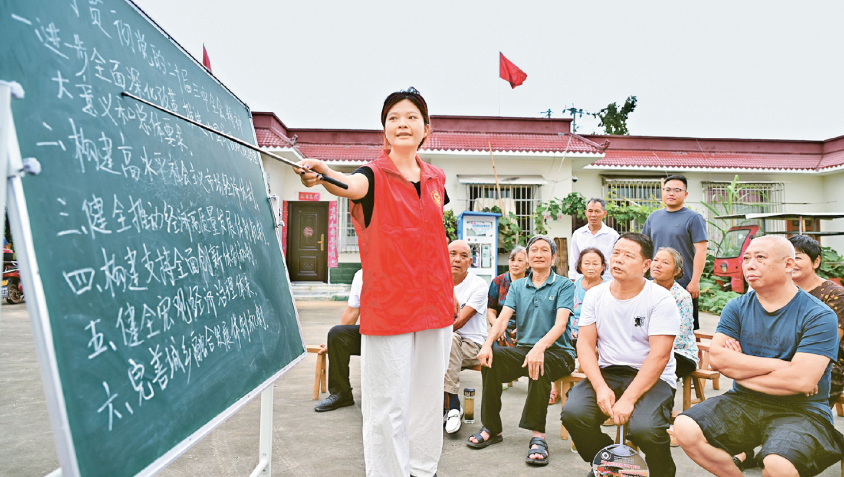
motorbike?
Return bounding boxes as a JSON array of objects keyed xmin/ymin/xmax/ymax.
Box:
[{"xmin": 2, "ymin": 247, "xmax": 23, "ymax": 304}]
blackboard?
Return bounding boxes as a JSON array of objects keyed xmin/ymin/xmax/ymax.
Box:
[{"xmin": 0, "ymin": 1, "xmax": 305, "ymax": 476}]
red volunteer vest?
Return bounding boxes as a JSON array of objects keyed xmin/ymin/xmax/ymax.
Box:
[{"xmin": 351, "ymin": 152, "xmax": 453, "ymax": 335}]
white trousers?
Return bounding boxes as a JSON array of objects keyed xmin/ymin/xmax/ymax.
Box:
[{"xmin": 361, "ymin": 325, "xmax": 451, "ymax": 477}]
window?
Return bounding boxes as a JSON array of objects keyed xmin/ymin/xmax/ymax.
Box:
[
  {"xmin": 702, "ymin": 181, "xmax": 784, "ymax": 246},
  {"xmin": 602, "ymin": 178, "xmax": 663, "ymax": 233},
  {"xmin": 338, "ymin": 198, "xmax": 358, "ymax": 253},
  {"xmin": 466, "ymin": 184, "xmax": 539, "ymax": 235}
]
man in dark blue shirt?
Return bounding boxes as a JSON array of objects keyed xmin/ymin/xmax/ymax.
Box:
[
  {"xmin": 642, "ymin": 174, "xmax": 708, "ymax": 329},
  {"xmin": 675, "ymin": 236, "xmax": 844, "ymax": 477}
]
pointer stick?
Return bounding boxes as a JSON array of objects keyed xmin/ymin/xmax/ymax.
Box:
[{"xmin": 120, "ymin": 92, "xmax": 348, "ymax": 190}]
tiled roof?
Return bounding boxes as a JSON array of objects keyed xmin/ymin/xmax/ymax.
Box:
[
  {"xmin": 255, "ymin": 127, "xmax": 293, "ymax": 148},
  {"xmin": 295, "ymin": 143, "xmax": 384, "ymax": 162},
  {"xmin": 818, "ymin": 149, "xmax": 844, "ymax": 170},
  {"xmin": 590, "ymin": 150, "xmax": 825, "ymax": 171},
  {"xmin": 422, "ymin": 132, "xmax": 603, "ymax": 154}
]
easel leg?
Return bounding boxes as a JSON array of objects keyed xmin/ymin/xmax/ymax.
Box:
[{"xmin": 249, "ymin": 387, "xmax": 273, "ymax": 477}]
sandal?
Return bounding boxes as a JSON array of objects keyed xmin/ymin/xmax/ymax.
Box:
[
  {"xmin": 525, "ymin": 437, "xmax": 549, "ymax": 466},
  {"xmin": 466, "ymin": 427, "xmax": 503, "ymax": 449},
  {"xmin": 732, "ymin": 448, "xmax": 757, "ymax": 470},
  {"xmin": 548, "ymin": 388, "xmax": 559, "ymax": 405}
]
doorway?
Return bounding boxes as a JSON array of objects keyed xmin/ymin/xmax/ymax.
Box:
[{"xmin": 287, "ymin": 201, "xmax": 328, "ymax": 281}]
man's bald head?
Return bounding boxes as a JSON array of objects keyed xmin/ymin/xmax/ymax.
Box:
[
  {"xmin": 449, "ymin": 240, "xmax": 470, "ymax": 255},
  {"xmin": 448, "ymin": 240, "xmax": 472, "ymax": 282},
  {"xmin": 751, "ymin": 235, "xmax": 795, "ymax": 260},
  {"xmin": 742, "ymin": 235, "xmax": 796, "ymax": 292}
]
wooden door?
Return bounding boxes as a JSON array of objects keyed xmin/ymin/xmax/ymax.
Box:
[{"xmin": 287, "ymin": 202, "xmax": 328, "ymax": 281}]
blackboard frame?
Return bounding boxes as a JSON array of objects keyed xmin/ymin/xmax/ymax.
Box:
[{"xmin": 0, "ymin": 1, "xmax": 307, "ymax": 475}]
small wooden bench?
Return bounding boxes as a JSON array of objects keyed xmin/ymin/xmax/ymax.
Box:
[{"xmin": 307, "ymin": 345, "xmax": 327, "ymax": 400}]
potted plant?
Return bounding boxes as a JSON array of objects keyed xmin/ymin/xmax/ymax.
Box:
[{"xmin": 819, "ymin": 246, "xmax": 844, "ymax": 286}]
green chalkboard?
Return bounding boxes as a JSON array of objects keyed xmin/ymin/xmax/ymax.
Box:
[{"xmin": 0, "ymin": 1, "xmax": 305, "ymax": 476}]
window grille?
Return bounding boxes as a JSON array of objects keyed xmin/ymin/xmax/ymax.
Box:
[
  {"xmin": 602, "ymin": 178, "xmax": 663, "ymax": 233},
  {"xmin": 702, "ymin": 181, "xmax": 784, "ymax": 246},
  {"xmin": 466, "ymin": 184, "xmax": 539, "ymax": 235},
  {"xmin": 338, "ymin": 198, "xmax": 359, "ymax": 253}
]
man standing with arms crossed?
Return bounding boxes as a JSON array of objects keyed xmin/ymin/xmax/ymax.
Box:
[{"xmin": 642, "ymin": 174, "xmax": 707, "ymax": 329}]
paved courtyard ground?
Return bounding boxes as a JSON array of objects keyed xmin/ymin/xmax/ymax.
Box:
[{"xmin": 3, "ymin": 301, "xmax": 844, "ymax": 476}]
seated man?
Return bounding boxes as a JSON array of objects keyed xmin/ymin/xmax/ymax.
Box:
[
  {"xmin": 561, "ymin": 232, "xmax": 679, "ymax": 477},
  {"xmin": 314, "ymin": 269, "xmax": 362, "ymax": 412},
  {"xmin": 444, "ymin": 240, "xmax": 489, "ymax": 433},
  {"xmin": 675, "ymin": 236, "xmax": 844, "ymax": 477},
  {"xmin": 467, "ymin": 235, "xmax": 576, "ymax": 467}
]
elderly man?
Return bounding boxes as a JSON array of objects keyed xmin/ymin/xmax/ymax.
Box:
[
  {"xmin": 444, "ymin": 240, "xmax": 489, "ymax": 434},
  {"xmin": 561, "ymin": 232, "xmax": 680, "ymax": 477},
  {"xmin": 675, "ymin": 236, "xmax": 844, "ymax": 477},
  {"xmin": 569, "ymin": 197, "xmax": 618, "ymax": 280},
  {"xmin": 467, "ymin": 235, "xmax": 575, "ymax": 467}
]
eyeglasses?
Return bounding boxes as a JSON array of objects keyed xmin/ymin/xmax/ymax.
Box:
[{"xmin": 663, "ymin": 187, "xmax": 685, "ymax": 193}]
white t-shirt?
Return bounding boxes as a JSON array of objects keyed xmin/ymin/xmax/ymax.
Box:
[
  {"xmin": 348, "ymin": 270, "xmax": 363, "ymax": 308},
  {"xmin": 454, "ymin": 271, "xmax": 489, "ymax": 345},
  {"xmin": 579, "ymin": 280, "xmax": 680, "ymax": 388}
]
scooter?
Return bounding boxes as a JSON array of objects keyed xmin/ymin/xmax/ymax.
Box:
[{"xmin": 2, "ymin": 247, "xmax": 23, "ymax": 304}]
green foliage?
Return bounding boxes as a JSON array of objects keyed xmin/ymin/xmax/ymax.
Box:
[
  {"xmin": 593, "ymin": 96, "xmax": 637, "ymax": 135},
  {"xmin": 819, "ymin": 246, "xmax": 844, "ymax": 279},
  {"xmin": 559, "ymin": 192, "xmax": 587, "ymax": 220},
  {"xmin": 699, "ymin": 174, "xmax": 767, "ymax": 253},
  {"xmin": 481, "ymin": 206, "xmax": 526, "ymax": 250},
  {"xmin": 604, "ymin": 192, "xmax": 660, "ymax": 230},
  {"xmin": 698, "ymin": 253, "xmax": 740, "ymax": 314},
  {"xmin": 442, "ymin": 209, "xmax": 458, "ymax": 242}
]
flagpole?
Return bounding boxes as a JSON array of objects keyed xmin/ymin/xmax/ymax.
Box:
[{"xmin": 497, "ymin": 51, "xmax": 501, "ymax": 116}]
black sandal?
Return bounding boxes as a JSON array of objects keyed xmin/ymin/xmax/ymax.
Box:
[
  {"xmin": 732, "ymin": 448, "xmax": 757, "ymax": 470},
  {"xmin": 525, "ymin": 436, "xmax": 549, "ymax": 466},
  {"xmin": 466, "ymin": 427, "xmax": 503, "ymax": 449}
]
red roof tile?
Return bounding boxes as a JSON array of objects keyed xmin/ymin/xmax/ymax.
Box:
[
  {"xmin": 817, "ymin": 149, "xmax": 844, "ymax": 170},
  {"xmin": 295, "ymin": 143, "xmax": 384, "ymax": 162},
  {"xmin": 591, "ymin": 150, "xmax": 824, "ymax": 171},
  {"xmin": 255, "ymin": 127, "xmax": 292, "ymax": 148},
  {"xmin": 422, "ymin": 132, "xmax": 603, "ymax": 154}
]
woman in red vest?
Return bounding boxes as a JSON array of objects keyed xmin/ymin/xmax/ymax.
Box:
[{"xmin": 299, "ymin": 87, "xmax": 454, "ymax": 477}]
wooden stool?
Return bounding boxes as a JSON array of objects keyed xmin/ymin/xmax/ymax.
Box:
[
  {"xmin": 695, "ymin": 332, "xmax": 720, "ymax": 391},
  {"xmin": 307, "ymin": 345, "xmax": 327, "ymax": 400},
  {"xmin": 682, "ymin": 369, "xmax": 721, "ymax": 410}
]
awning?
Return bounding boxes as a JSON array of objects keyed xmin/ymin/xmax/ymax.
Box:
[{"xmin": 457, "ymin": 175, "xmax": 548, "ymax": 185}]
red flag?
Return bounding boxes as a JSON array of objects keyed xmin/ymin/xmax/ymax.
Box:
[
  {"xmin": 202, "ymin": 44, "xmax": 212, "ymax": 72},
  {"xmin": 499, "ymin": 52, "xmax": 527, "ymax": 89}
]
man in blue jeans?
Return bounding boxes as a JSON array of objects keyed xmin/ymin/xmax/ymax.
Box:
[
  {"xmin": 675, "ymin": 236, "xmax": 844, "ymax": 476},
  {"xmin": 561, "ymin": 232, "xmax": 679, "ymax": 477}
]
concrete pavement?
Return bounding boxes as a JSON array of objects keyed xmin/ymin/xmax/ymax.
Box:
[{"xmin": 3, "ymin": 301, "xmax": 844, "ymax": 476}]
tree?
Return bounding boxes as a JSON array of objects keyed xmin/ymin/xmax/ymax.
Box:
[{"xmin": 593, "ymin": 96, "xmax": 637, "ymax": 135}]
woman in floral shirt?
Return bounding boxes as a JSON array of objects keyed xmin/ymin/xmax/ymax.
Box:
[
  {"xmin": 650, "ymin": 247, "xmax": 699, "ymax": 379},
  {"xmin": 486, "ymin": 246, "xmax": 528, "ymax": 344}
]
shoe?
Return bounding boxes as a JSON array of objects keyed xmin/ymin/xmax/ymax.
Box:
[
  {"xmin": 314, "ymin": 393, "xmax": 354, "ymax": 412},
  {"xmin": 444, "ymin": 408, "xmax": 463, "ymax": 434}
]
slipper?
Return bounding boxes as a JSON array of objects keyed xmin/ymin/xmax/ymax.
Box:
[
  {"xmin": 525, "ymin": 436, "xmax": 549, "ymax": 466},
  {"xmin": 466, "ymin": 427, "xmax": 503, "ymax": 449},
  {"xmin": 548, "ymin": 388, "xmax": 559, "ymax": 405},
  {"xmin": 732, "ymin": 448, "xmax": 757, "ymax": 470}
]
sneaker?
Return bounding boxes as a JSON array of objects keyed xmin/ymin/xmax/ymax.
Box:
[
  {"xmin": 314, "ymin": 393, "xmax": 354, "ymax": 412},
  {"xmin": 444, "ymin": 408, "xmax": 463, "ymax": 434}
]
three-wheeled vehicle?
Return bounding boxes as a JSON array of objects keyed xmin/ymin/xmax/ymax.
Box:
[{"xmin": 713, "ymin": 212, "xmax": 844, "ymax": 293}]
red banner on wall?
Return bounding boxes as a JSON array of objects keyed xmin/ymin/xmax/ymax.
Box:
[
  {"xmin": 299, "ymin": 192, "xmax": 321, "ymax": 201},
  {"xmin": 328, "ymin": 201, "xmax": 338, "ymax": 268}
]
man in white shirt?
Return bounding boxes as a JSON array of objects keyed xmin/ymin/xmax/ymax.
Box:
[
  {"xmin": 444, "ymin": 240, "xmax": 489, "ymax": 434},
  {"xmin": 569, "ymin": 198, "xmax": 619, "ymax": 280},
  {"xmin": 315, "ymin": 270, "xmax": 363, "ymax": 412},
  {"xmin": 561, "ymin": 232, "xmax": 680, "ymax": 476}
]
